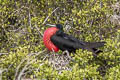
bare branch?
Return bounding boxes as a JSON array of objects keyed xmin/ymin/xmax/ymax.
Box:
[
  {"xmin": 17, "ymin": 59, "xmax": 37, "ymax": 80},
  {"xmin": 34, "ymin": 23, "xmax": 43, "ymax": 37},
  {"xmin": 28, "ymin": 11, "xmax": 32, "ymax": 29},
  {"xmin": 14, "ymin": 50, "xmax": 46, "ymax": 80},
  {"xmin": 42, "ymin": 7, "xmax": 59, "ymax": 25},
  {"xmin": 0, "ymin": 53, "xmax": 8, "ymax": 56}
]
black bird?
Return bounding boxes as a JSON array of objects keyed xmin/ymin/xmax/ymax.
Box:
[{"xmin": 43, "ymin": 24, "xmax": 105, "ymax": 54}]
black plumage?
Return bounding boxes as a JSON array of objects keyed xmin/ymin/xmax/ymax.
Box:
[{"xmin": 50, "ymin": 24, "xmax": 105, "ymax": 54}]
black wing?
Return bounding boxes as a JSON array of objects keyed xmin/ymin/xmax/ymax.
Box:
[
  {"xmin": 50, "ymin": 30, "xmax": 85, "ymax": 52},
  {"xmin": 56, "ymin": 30, "xmax": 106, "ymax": 48},
  {"xmin": 50, "ymin": 30, "xmax": 105, "ymax": 53},
  {"xmin": 55, "ymin": 30, "xmax": 83, "ymax": 43}
]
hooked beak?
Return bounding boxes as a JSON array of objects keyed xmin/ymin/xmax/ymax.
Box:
[{"xmin": 46, "ymin": 24, "xmax": 56, "ymax": 27}]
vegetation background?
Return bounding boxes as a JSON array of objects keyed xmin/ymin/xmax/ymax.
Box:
[{"xmin": 0, "ymin": 0, "xmax": 120, "ymax": 80}]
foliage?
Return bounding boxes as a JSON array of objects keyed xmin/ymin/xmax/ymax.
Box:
[{"xmin": 0, "ymin": 0, "xmax": 120, "ymax": 80}]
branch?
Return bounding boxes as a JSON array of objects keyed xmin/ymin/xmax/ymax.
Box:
[
  {"xmin": 42, "ymin": 7, "xmax": 59, "ymax": 25},
  {"xmin": 17, "ymin": 59, "xmax": 37, "ymax": 80},
  {"xmin": 0, "ymin": 53, "xmax": 8, "ymax": 56},
  {"xmin": 28, "ymin": 11, "xmax": 32, "ymax": 29},
  {"xmin": 14, "ymin": 50, "xmax": 46, "ymax": 80},
  {"xmin": 35, "ymin": 23, "xmax": 43, "ymax": 37}
]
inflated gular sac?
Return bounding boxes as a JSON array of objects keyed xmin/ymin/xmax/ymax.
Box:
[{"xmin": 43, "ymin": 27, "xmax": 59, "ymax": 52}]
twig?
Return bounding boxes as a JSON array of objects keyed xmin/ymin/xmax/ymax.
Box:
[
  {"xmin": 0, "ymin": 68, "xmax": 7, "ymax": 80},
  {"xmin": 0, "ymin": 53, "xmax": 8, "ymax": 56},
  {"xmin": 17, "ymin": 59, "xmax": 37, "ymax": 80},
  {"xmin": 28, "ymin": 11, "xmax": 32, "ymax": 29},
  {"xmin": 62, "ymin": 50, "xmax": 72, "ymax": 60},
  {"xmin": 0, "ymin": 63, "xmax": 13, "ymax": 80},
  {"xmin": 14, "ymin": 50, "xmax": 46, "ymax": 80},
  {"xmin": 35, "ymin": 23, "xmax": 43, "ymax": 37},
  {"xmin": 42, "ymin": 7, "xmax": 59, "ymax": 25},
  {"xmin": 14, "ymin": 57, "xmax": 27, "ymax": 80}
]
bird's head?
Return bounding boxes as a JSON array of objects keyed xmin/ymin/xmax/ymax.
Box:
[
  {"xmin": 46, "ymin": 24, "xmax": 63, "ymax": 30},
  {"xmin": 56, "ymin": 24, "xmax": 63, "ymax": 30}
]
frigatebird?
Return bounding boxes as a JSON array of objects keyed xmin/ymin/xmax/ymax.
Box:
[{"xmin": 43, "ymin": 24, "xmax": 105, "ymax": 54}]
